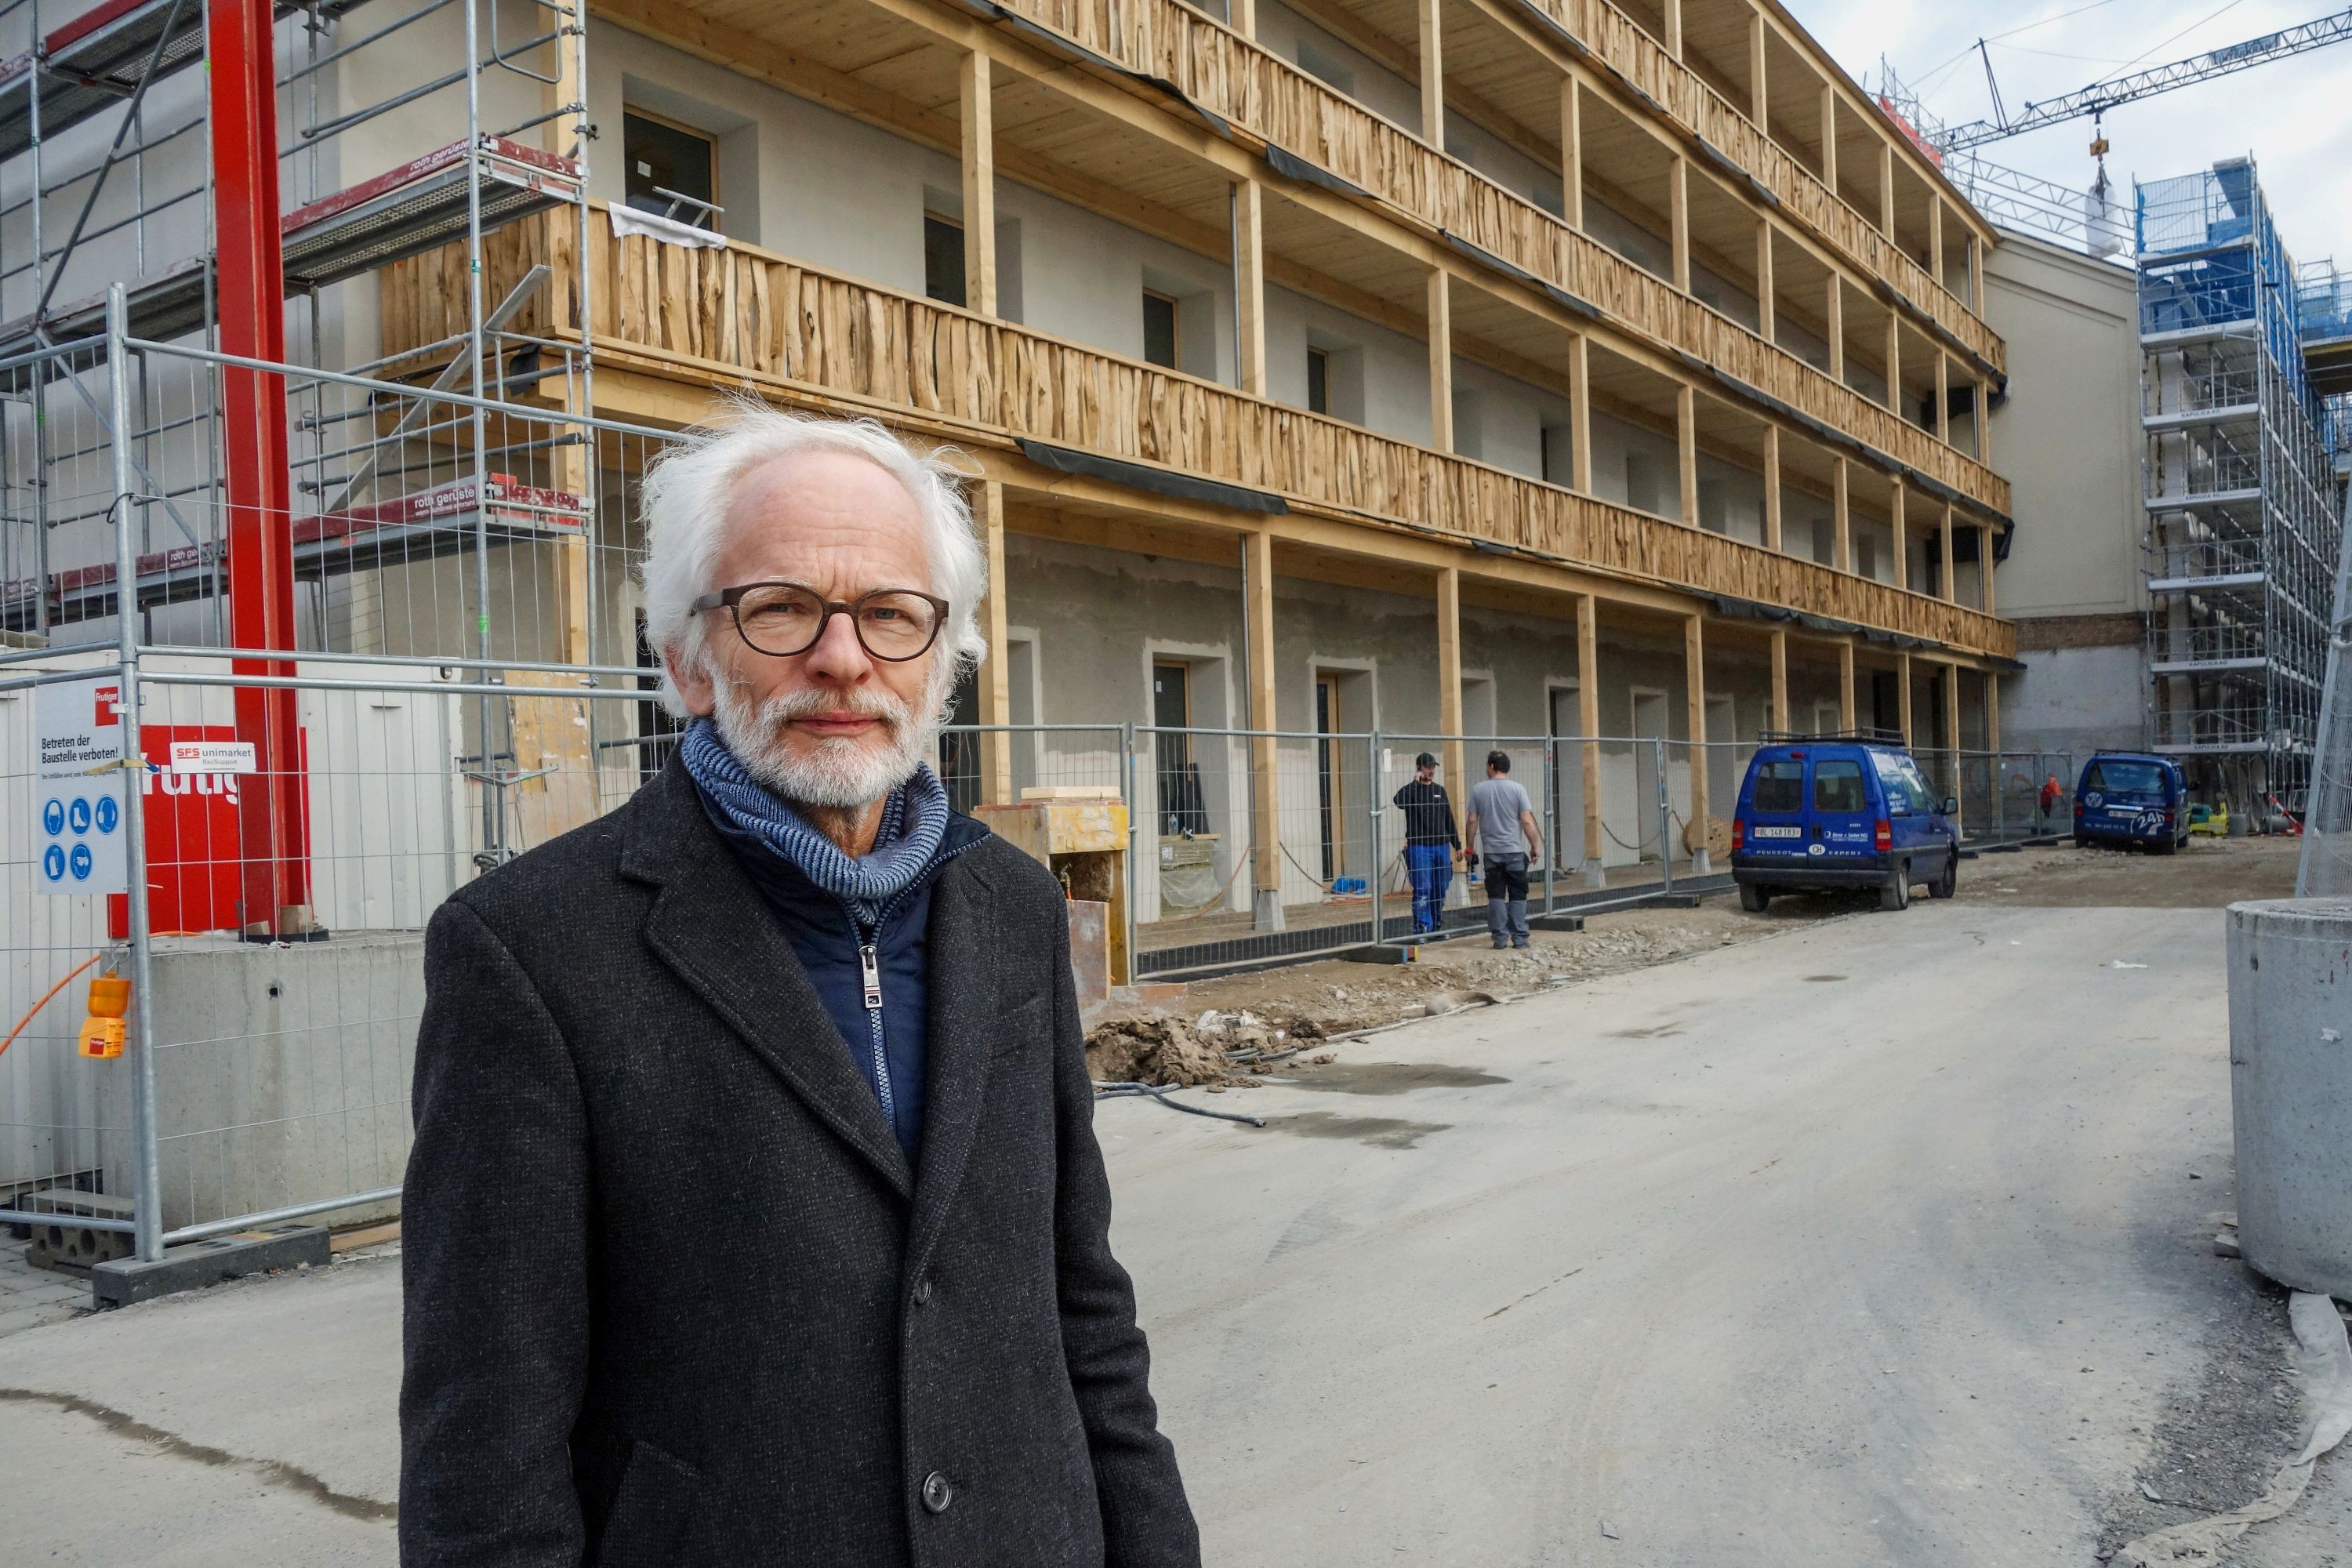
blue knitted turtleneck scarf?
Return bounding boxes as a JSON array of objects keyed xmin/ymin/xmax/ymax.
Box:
[{"xmin": 678, "ymin": 716, "xmax": 949, "ymax": 926}]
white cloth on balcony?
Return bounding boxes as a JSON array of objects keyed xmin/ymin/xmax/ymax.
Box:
[{"xmin": 608, "ymin": 204, "xmax": 728, "ymax": 251}]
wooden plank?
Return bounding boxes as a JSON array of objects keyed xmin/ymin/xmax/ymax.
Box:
[
  {"xmin": 1577, "ymin": 593, "xmax": 1602, "ymax": 873},
  {"xmin": 962, "ymin": 50, "xmax": 999, "ymax": 317}
]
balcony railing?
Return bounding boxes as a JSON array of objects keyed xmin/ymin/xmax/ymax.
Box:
[
  {"xmin": 1515, "ymin": 0, "xmax": 1998, "ymax": 371},
  {"xmin": 380, "ymin": 206, "xmax": 2014, "ymax": 659},
  {"xmin": 986, "ymin": 0, "xmax": 2011, "ymax": 517}
]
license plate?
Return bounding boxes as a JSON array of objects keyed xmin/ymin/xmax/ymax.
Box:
[
  {"xmin": 2107, "ymin": 806, "xmax": 2143, "ymax": 816},
  {"xmin": 1751, "ymin": 825, "xmax": 1801, "ymax": 839}
]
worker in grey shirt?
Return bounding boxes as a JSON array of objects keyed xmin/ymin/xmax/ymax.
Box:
[{"xmin": 1464, "ymin": 750, "xmax": 1540, "ymax": 949}]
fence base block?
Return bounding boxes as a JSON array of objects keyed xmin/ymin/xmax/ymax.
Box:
[
  {"xmin": 90, "ymin": 1225, "xmax": 332, "ymax": 1308},
  {"xmin": 1339, "ymin": 943, "xmax": 1419, "ymax": 965},
  {"xmin": 1528, "ymin": 913, "xmax": 1588, "ymax": 932}
]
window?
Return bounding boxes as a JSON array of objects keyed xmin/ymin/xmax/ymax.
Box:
[
  {"xmin": 1306, "ymin": 348, "xmax": 1330, "ymax": 415},
  {"xmin": 1142, "ymin": 290, "xmax": 1181, "ymax": 370},
  {"xmin": 1870, "ymin": 749, "xmax": 1933, "ymax": 814},
  {"xmin": 924, "ymin": 214, "xmax": 966, "ymax": 308},
  {"xmin": 1152, "ymin": 662, "xmax": 1208, "ymax": 833},
  {"xmin": 2084, "ymin": 760, "xmax": 2167, "ymax": 796},
  {"xmin": 1813, "ymin": 759, "xmax": 1867, "ymax": 814},
  {"xmin": 938, "ymin": 665, "xmax": 982, "ymax": 815},
  {"xmin": 1751, "ymin": 760, "xmax": 1805, "ymax": 814},
  {"xmin": 623, "ymin": 111, "xmax": 717, "ymax": 228}
]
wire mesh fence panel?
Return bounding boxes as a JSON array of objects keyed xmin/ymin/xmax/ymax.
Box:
[{"xmin": 0, "ymin": 665, "xmax": 140, "ymax": 1258}]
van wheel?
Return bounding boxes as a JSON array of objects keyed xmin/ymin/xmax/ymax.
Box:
[
  {"xmin": 2155, "ymin": 834, "xmax": 2179, "ymax": 855},
  {"xmin": 1879, "ymin": 865, "xmax": 1911, "ymax": 912},
  {"xmin": 2073, "ymin": 834, "xmax": 2090, "ymax": 850},
  {"xmin": 1929, "ymin": 849, "xmax": 1958, "ymax": 899},
  {"xmin": 1740, "ymin": 884, "xmax": 1771, "ymax": 913}
]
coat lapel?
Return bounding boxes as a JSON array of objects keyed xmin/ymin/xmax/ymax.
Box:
[
  {"xmin": 622, "ymin": 764, "xmax": 913, "ymax": 1200},
  {"xmin": 904, "ymin": 849, "xmax": 998, "ymax": 1272}
]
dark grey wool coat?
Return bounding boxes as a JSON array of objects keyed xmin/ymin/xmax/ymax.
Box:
[{"xmin": 398, "ymin": 759, "xmax": 1200, "ymax": 1568}]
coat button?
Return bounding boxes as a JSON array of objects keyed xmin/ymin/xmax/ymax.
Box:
[
  {"xmin": 913, "ymin": 1277, "xmax": 933, "ymax": 1307},
  {"xmin": 921, "ymin": 1472, "xmax": 953, "ymax": 1514}
]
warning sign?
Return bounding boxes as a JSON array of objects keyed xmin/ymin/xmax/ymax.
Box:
[{"xmin": 32, "ymin": 675, "xmax": 129, "ymax": 897}]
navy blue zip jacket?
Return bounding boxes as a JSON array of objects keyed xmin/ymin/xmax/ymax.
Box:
[{"xmin": 695, "ymin": 792, "xmax": 991, "ymax": 1165}]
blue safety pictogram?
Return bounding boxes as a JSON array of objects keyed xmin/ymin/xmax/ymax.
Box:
[
  {"xmin": 67, "ymin": 796, "xmax": 92, "ymax": 834},
  {"xmin": 42, "ymin": 844, "xmax": 65, "ymax": 882},
  {"xmin": 68, "ymin": 843, "xmax": 93, "ymax": 880},
  {"xmin": 94, "ymin": 794, "xmax": 119, "ymax": 835},
  {"xmin": 42, "ymin": 798, "xmax": 64, "ymax": 837}
]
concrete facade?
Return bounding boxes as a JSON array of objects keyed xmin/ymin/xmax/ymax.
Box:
[{"xmin": 1983, "ymin": 229, "xmax": 2149, "ymax": 757}]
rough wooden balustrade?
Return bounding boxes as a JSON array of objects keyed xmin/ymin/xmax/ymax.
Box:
[
  {"xmin": 1525, "ymin": 0, "xmax": 1999, "ymax": 373},
  {"xmin": 379, "ymin": 209, "xmax": 2014, "ymax": 659},
  {"xmin": 996, "ymin": 0, "xmax": 2009, "ymax": 516}
]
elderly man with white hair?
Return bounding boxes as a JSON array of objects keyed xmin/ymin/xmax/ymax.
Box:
[{"xmin": 398, "ymin": 406, "xmax": 1200, "ymax": 1568}]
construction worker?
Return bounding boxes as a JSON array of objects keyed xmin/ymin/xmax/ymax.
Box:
[
  {"xmin": 1465, "ymin": 749, "xmax": 1542, "ymax": 949},
  {"xmin": 1392, "ymin": 750, "xmax": 1462, "ymax": 935}
]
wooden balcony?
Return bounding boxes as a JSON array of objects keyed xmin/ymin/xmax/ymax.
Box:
[
  {"xmin": 1517, "ymin": 0, "xmax": 1998, "ymax": 372},
  {"xmin": 378, "ymin": 205, "xmax": 2013, "ymax": 660},
  {"xmin": 985, "ymin": 0, "xmax": 2009, "ymax": 517}
]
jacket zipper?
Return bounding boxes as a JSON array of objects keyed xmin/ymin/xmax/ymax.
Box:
[{"xmin": 848, "ymin": 828, "xmax": 984, "ymax": 1143}]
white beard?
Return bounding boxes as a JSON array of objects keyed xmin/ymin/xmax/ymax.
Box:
[{"xmin": 710, "ymin": 659, "xmax": 953, "ymax": 810}]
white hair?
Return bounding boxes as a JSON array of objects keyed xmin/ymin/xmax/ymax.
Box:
[{"xmin": 637, "ymin": 401, "xmax": 987, "ymax": 715}]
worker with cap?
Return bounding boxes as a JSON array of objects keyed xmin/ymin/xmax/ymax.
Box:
[{"xmin": 1392, "ymin": 751, "xmax": 1461, "ymax": 935}]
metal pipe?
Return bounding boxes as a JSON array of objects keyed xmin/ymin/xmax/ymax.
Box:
[
  {"xmin": 0, "ymin": 1207, "xmax": 137, "ymax": 1233},
  {"xmin": 108, "ymin": 286, "xmax": 164, "ymax": 1265},
  {"xmin": 1656, "ymin": 735, "xmax": 1672, "ymax": 895},
  {"xmin": 162, "ymin": 1185, "xmax": 404, "ymax": 1244}
]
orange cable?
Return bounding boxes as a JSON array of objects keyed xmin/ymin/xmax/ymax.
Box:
[{"xmin": 0, "ymin": 953, "xmax": 103, "ymax": 1061}]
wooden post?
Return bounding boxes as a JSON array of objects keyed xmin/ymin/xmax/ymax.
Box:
[
  {"xmin": 1685, "ymin": 612, "xmax": 1710, "ymax": 873},
  {"xmin": 975, "ymin": 480, "xmax": 1014, "ymax": 804},
  {"xmin": 1755, "ymin": 218, "xmax": 1776, "ymax": 341},
  {"xmin": 1662, "ymin": 0, "xmax": 1681, "ymax": 59},
  {"xmin": 1437, "ymin": 565, "xmax": 1465, "ymax": 805},
  {"xmin": 1944, "ymin": 659, "xmax": 1962, "ymax": 809},
  {"xmin": 1986, "ymin": 669, "xmax": 2002, "ymax": 750},
  {"xmin": 1826, "ymin": 274, "xmax": 1845, "ymax": 381},
  {"xmin": 1676, "ymin": 382, "xmax": 1698, "ymax": 525},
  {"xmin": 1832, "ymin": 456, "xmax": 1851, "ymax": 572},
  {"xmin": 1896, "ymin": 651, "xmax": 1913, "ymax": 746},
  {"xmin": 1232, "ymin": 0, "xmax": 1255, "ymax": 35},
  {"xmin": 1929, "ymin": 199, "xmax": 1944, "ymax": 287},
  {"xmin": 1820, "ymin": 83, "xmax": 1837, "ymax": 189},
  {"xmin": 1879, "ymin": 141, "xmax": 1895, "ymax": 235},
  {"xmin": 1980, "ymin": 523, "xmax": 1998, "ymax": 612},
  {"xmin": 1235, "ymin": 180, "xmax": 1267, "ymax": 396},
  {"xmin": 1670, "ymin": 156, "xmax": 1691, "ymax": 292},
  {"xmin": 1975, "ymin": 378, "xmax": 1992, "ymax": 464},
  {"xmin": 1568, "ymin": 333, "xmax": 1592, "ymax": 492},
  {"xmin": 1419, "ymin": 0, "xmax": 1444, "ymax": 145},
  {"xmin": 1936, "ymin": 351, "xmax": 1950, "ymax": 442},
  {"xmin": 1427, "ymin": 267, "xmax": 1454, "ymax": 452},
  {"xmin": 1761, "ymin": 423, "xmax": 1782, "ymax": 551},
  {"xmin": 1244, "ymin": 528, "xmax": 1281, "ymax": 929},
  {"xmin": 960, "ymin": 52, "xmax": 997, "ymax": 317},
  {"xmin": 1561, "ymin": 77, "xmax": 1584, "ymax": 230},
  {"xmin": 1940, "ymin": 503, "xmax": 1956, "ymax": 604},
  {"xmin": 1970, "ymin": 234, "xmax": 1985, "ymax": 314},
  {"xmin": 1770, "ymin": 627, "xmax": 1790, "ymax": 734},
  {"xmin": 547, "ymin": 24, "xmax": 590, "ymax": 667},
  {"xmin": 1884, "ymin": 308, "xmax": 1902, "ymax": 417},
  {"xmin": 1889, "ymin": 478, "xmax": 1905, "ymax": 583},
  {"xmin": 1838, "ymin": 640, "xmax": 1857, "ymax": 731},
  {"xmin": 1748, "ymin": 10, "xmax": 1767, "ymax": 122},
  {"xmin": 1577, "ymin": 593, "xmax": 1604, "ymax": 886}
]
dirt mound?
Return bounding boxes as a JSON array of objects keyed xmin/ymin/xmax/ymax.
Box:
[{"xmin": 1085, "ymin": 1016, "xmax": 1251, "ymax": 1087}]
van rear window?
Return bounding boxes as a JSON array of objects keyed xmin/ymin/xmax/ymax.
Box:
[
  {"xmin": 2085, "ymin": 760, "xmax": 2166, "ymax": 795},
  {"xmin": 1752, "ymin": 761, "xmax": 1804, "ymax": 812},
  {"xmin": 1813, "ymin": 760, "xmax": 1867, "ymax": 813}
]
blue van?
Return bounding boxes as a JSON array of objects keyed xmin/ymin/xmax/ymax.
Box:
[
  {"xmin": 1730, "ymin": 733, "xmax": 1961, "ymax": 913},
  {"xmin": 2073, "ymin": 752, "xmax": 2189, "ymax": 854}
]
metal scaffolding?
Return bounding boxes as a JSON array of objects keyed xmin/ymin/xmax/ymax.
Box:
[{"xmin": 2136, "ymin": 157, "xmax": 2346, "ymax": 810}]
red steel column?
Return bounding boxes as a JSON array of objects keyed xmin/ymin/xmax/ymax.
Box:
[{"xmin": 208, "ymin": 0, "xmax": 311, "ymax": 934}]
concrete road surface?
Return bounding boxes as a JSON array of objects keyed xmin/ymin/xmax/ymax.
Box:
[{"xmin": 0, "ymin": 896, "xmax": 2330, "ymax": 1564}]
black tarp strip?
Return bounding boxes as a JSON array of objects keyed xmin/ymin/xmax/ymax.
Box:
[
  {"xmin": 1016, "ymin": 440, "xmax": 1287, "ymax": 514},
  {"xmin": 1694, "ymin": 139, "xmax": 1744, "ymax": 182},
  {"xmin": 1444, "ymin": 231, "xmax": 1540, "ymax": 289},
  {"xmin": 1265, "ymin": 143, "xmax": 1370, "ymax": 199},
  {"xmin": 1543, "ymin": 281, "xmax": 1602, "ymax": 320},
  {"xmin": 1747, "ymin": 174, "xmax": 1780, "ymax": 209}
]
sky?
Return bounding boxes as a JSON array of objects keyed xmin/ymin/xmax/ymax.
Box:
[{"xmin": 1787, "ymin": 0, "xmax": 2352, "ymax": 269}]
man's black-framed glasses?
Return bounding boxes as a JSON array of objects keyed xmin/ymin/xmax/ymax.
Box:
[{"xmin": 691, "ymin": 581, "xmax": 949, "ymax": 662}]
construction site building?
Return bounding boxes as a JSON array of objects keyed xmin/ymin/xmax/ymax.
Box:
[{"xmin": 2136, "ymin": 158, "xmax": 2345, "ymax": 807}]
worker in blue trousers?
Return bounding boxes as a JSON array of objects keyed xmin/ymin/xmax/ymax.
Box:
[{"xmin": 1391, "ymin": 751, "xmax": 1462, "ymax": 935}]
